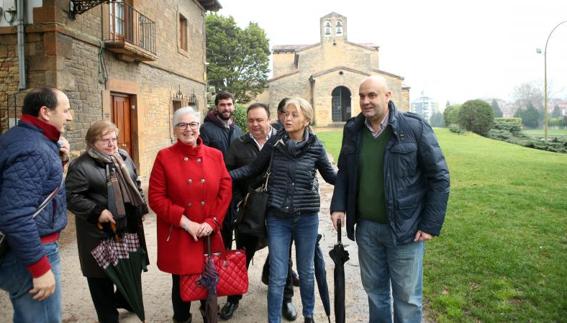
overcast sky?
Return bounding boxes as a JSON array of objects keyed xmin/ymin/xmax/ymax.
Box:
[{"xmin": 218, "ymin": 0, "xmax": 567, "ymax": 105}]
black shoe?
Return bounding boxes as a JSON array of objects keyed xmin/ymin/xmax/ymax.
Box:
[
  {"xmin": 291, "ymin": 270, "xmax": 300, "ymax": 287},
  {"xmin": 282, "ymin": 301, "xmax": 297, "ymax": 321},
  {"xmin": 172, "ymin": 315, "xmax": 192, "ymax": 323},
  {"xmin": 304, "ymin": 317, "xmax": 314, "ymax": 323},
  {"xmin": 220, "ymin": 301, "xmax": 239, "ymax": 320}
]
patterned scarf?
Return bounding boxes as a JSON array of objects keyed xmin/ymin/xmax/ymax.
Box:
[{"xmin": 87, "ymin": 148, "xmax": 146, "ymax": 220}]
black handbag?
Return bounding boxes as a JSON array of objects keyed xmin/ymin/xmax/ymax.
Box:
[
  {"xmin": 235, "ymin": 152, "xmax": 273, "ymax": 239},
  {"xmin": 0, "ymin": 178, "xmax": 63, "ymax": 263}
]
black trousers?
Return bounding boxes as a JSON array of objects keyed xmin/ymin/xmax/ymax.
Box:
[
  {"xmin": 221, "ymin": 207, "xmax": 235, "ymax": 250},
  {"xmin": 86, "ymin": 277, "xmax": 131, "ymax": 323},
  {"xmin": 172, "ymin": 274, "xmax": 207, "ymax": 322},
  {"xmin": 227, "ymin": 232, "xmax": 294, "ymax": 304}
]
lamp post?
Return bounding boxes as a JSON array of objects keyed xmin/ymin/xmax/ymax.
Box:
[{"xmin": 542, "ymin": 20, "xmax": 567, "ymax": 142}]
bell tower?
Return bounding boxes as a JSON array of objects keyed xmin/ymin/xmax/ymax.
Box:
[{"xmin": 320, "ymin": 12, "xmax": 347, "ymax": 42}]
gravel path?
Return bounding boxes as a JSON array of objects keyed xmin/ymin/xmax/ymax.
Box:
[{"xmin": 1, "ymin": 177, "xmax": 370, "ymax": 322}]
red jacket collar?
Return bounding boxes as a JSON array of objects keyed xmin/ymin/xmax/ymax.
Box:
[
  {"xmin": 173, "ymin": 137, "xmax": 203, "ymax": 156},
  {"xmin": 20, "ymin": 114, "xmax": 61, "ymax": 142}
]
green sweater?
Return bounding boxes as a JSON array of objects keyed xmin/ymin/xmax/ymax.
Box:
[{"xmin": 357, "ymin": 126, "xmax": 392, "ymax": 224}]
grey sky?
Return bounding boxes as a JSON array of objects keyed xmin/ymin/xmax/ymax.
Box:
[{"xmin": 218, "ymin": 0, "xmax": 567, "ymax": 105}]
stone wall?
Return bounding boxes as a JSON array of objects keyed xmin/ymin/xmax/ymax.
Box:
[
  {"xmin": 269, "ymin": 34, "xmax": 409, "ymax": 126},
  {"xmin": 0, "ymin": 0, "xmax": 209, "ymax": 177},
  {"xmin": 0, "ymin": 26, "xmax": 59, "ymax": 133},
  {"xmin": 0, "ymin": 34, "xmax": 19, "ymax": 133},
  {"xmin": 272, "ymin": 52, "xmax": 296, "ymax": 78},
  {"xmin": 55, "ymin": 33, "xmax": 105, "ymax": 153},
  {"xmin": 135, "ymin": 64, "xmax": 206, "ymax": 177},
  {"xmin": 55, "ymin": 32, "xmax": 207, "ymax": 177},
  {"xmin": 312, "ymin": 70, "xmax": 362, "ymax": 126}
]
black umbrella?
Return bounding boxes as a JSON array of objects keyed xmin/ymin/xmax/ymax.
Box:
[
  {"xmin": 329, "ymin": 220, "xmax": 349, "ymax": 323},
  {"xmin": 200, "ymin": 235, "xmax": 219, "ymax": 323},
  {"xmin": 314, "ymin": 234, "xmax": 331, "ymax": 323},
  {"xmin": 91, "ymin": 232, "xmax": 148, "ymax": 321}
]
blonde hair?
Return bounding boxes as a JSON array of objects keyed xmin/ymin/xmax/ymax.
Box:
[
  {"xmin": 85, "ymin": 120, "xmax": 119, "ymax": 148},
  {"xmin": 285, "ymin": 97, "xmax": 313, "ymax": 125}
]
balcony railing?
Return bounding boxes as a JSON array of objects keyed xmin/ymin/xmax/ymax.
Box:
[{"xmin": 103, "ymin": 1, "xmax": 157, "ymax": 61}]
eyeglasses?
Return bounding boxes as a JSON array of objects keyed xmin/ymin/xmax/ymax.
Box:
[
  {"xmin": 98, "ymin": 137, "xmax": 118, "ymax": 145},
  {"xmin": 175, "ymin": 122, "xmax": 200, "ymax": 129}
]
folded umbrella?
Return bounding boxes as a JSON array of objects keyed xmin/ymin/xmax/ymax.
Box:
[
  {"xmin": 329, "ymin": 220, "xmax": 349, "ymax": 323},
  {"xmin": 200, "ymin": 235, "xmax": 219, "ymax": 323},
  {"xmin": 91, "ymin": 231, "xmax": 148, "ymax": 322},
  {"xmin": 314, "ymin": 234, "xmax": 331, "ymax": 323}
]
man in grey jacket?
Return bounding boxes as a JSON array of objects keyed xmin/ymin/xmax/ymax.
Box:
[{"xmin": 330, "ymin": 76, "xmax": 450, "ymax": 323}]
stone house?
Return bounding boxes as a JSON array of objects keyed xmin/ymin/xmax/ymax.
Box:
[
  {"xmin": 0, "ymin": 0, "xmax": 220, "ymax": 176},
  {"xmin": 260, "ymin": 12, "xmax": 410, "ymax": 126}
]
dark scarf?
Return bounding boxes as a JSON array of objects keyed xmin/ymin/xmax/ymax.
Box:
[
  {"xmin": 87, "ymin": 148, "xmax": 146, "ymax": 221},
  {"xmin": 284, "ymin": 129, "xmax": 311, "ymax": 156}
]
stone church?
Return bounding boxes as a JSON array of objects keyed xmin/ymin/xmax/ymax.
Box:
[{"xmin": 260, "ymin": 12, "xmax": 410, "ymax": 126}]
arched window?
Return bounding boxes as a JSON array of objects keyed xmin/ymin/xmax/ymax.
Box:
[
  {"xmin": 331, "ymin": 86, "xmax": 351, "ymax": 121},
  {"xmin": 336, "ymin": 21, "xmax": 343, "ymax": 35},
  {"xmin": 324, "ymin": 21, "xmax": 331, "ymax": 36}
]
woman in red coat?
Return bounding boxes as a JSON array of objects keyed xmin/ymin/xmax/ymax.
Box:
[{"xmin": 149, "ymin": 106, "xmax": 232, "ymax": 323}]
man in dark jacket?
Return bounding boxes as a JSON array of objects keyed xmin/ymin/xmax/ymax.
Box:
[
  {"xmin": 221, "ymin": 103, "xmax": 297, "ymax": 321},
  {"xmin": 200, "ymin": 91, "xmax": 244, "ymax": 250},
  {"xmin": 0, "ymin": 87, "xmax": 72, "ymax": 323},
  {"xmin": 330, "ymin": 76, "xmax": 450, "ymax": 323}
]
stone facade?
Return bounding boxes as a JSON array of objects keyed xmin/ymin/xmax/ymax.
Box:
[
  {"xmin": 265, "ymin": 12, "xmax": 410, "ymax": 126},
  {"xmin": 0, "ymin": 0, "xmax": 220, "ymax": 177}
]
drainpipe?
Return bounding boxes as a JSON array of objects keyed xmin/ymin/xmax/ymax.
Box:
[{"xmin": 17, "ymin": 0, "xmax": 26, "ymax": 90}]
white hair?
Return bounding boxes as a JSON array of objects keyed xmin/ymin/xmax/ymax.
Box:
[{"xmin": 173, "ymin": 106, "xmax": 201, "ymax": 126}]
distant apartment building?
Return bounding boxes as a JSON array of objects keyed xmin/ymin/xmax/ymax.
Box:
[
  {"xmin": 0, "ymin": 0, "xmax": 221, "ymax": 176},
  {"xmin": 411, "ymin": 95, "xmax": 438, "ymax": 122}
]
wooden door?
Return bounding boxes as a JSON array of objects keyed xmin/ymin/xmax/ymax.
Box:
[{"xmin": 112, "ymin": 94, "xmax": 132, "ymax": 155}]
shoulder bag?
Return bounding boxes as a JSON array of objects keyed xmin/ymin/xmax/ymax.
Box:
[
  {"xmin": 234, "ymin": 150, "xmax": 273, "ymax": 239},
  {"xmin": 180, "ymin": 235, "xmax": 248, "ymax": 301}
]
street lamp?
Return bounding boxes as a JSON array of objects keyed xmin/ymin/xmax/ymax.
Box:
[{"xmin": 542, "ymin": 20, "xmax": 567, "ymax": 142}]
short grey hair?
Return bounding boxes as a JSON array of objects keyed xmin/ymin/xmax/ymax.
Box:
[{"xmin": 173, "ymin": 106, "xmax": 201, "ymax": 126}]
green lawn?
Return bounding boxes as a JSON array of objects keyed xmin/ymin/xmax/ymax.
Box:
[
  {"xmin": 315, "ymin": 128, "xmax": 567, "ymax": 322},
  {"xmin": 523, "ymin": 128, "xmax": 567, "ymax": 139}
]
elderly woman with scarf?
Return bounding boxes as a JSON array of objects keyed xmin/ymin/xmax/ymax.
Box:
[
  {"xmin": 231, "ymin": 97, "xmax": 336, "ymax": 323},
  {"xmin": 65, "ymin": 120, "xmax": 149, "ymax": 323}
]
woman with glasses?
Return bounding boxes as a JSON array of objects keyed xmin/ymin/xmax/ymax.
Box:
[
  {"xmin": 65, "ymin": 120, "xmax": 149, "ymax": 323},
  {"xmin": 148, "ymin": 106, "xmax": 232, "ymax": 323}
]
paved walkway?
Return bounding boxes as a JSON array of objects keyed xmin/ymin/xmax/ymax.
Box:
[{"xmin": 0, "ymin": 177, "xmax": 369, "ymax": 322}]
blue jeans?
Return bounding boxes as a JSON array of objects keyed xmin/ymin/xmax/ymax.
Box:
[
  {"xmin": 356, "ymin": 220, "xmax": 424, "ymax": 323},
  {"xmin": 0, "ymin": 242, "xmax": 62, "ymax": 323},
  {"xmin": 267, "ymin": 213, "xmax": 318, "ymax": 323}
]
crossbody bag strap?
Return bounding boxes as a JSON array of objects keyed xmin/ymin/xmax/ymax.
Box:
[
  {"xmin": 260, "ymin": 149, "xmax": 274, "ymax": 191},
  {"xmin": 31, "ymin": 175, "xmax": 64, "ymax": 219}
]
